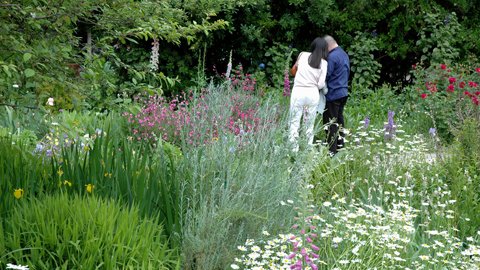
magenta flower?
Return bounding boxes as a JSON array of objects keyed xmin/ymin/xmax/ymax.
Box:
[
  {"xmin": 283, "ymin": 69, "xmax": 291, "ymax": 97},
  {"xmin": 447, "ymin": 84, "xmax": 455, "ymax": 92}
]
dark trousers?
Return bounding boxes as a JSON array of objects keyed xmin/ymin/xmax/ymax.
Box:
[{"xmin": 322, "ymin": 96, "xmax": 348, "ymax": 154}]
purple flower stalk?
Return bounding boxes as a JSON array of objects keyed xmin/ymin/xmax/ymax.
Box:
[
  {"xmin": 384, "ymin": 111, "xmax": 396, "ymax": 140},
  {"xmin": 364, "ymin": 116, "xmax": 370, "ymax": 129}
]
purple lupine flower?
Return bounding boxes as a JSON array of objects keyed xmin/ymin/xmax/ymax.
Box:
[
  {"xmin": 34, "ymin": 143, "xmax": 44, "ymax": 153},
  {"xmin": 384, "ymin": 110, "xmax": 396, "ymax": 140},
  {"xmin": 364, "ymin": 116, "xmax": 370, "ymax": 129},
  {"xmin": 283, "ymin": 69, "xmax": 291, "ymax": 97}
]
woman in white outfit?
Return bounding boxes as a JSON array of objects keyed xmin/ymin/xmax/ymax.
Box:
[{"xmin": 288, "ymin": 37, "xmax": 329, "ymax": 152}]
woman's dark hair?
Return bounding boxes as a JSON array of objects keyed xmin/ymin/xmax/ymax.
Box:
[{"xmin": 308, "ymin": 37, "xmax": 328, "ymax": 68}]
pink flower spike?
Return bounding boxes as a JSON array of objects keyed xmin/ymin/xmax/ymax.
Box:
[
  {"xmin": 311, "ymin": 244, "xmax": 320, "ymax": 251},
  {"xmin": 310, "ymin": 252, "xmax": 319, "ymax": 258},
  {"xmin": 306, "ymin": 237, "xmax": 313, "ymax": 243},
  {"xmin": 301, "ymin": 248, "xmax": 307, "ymax": 256},
  {"xmin": 287, "ymin": 253, "xmax": 296, "ymax": 259},
  {"xmin": 300, "ymin": 229, "xmax": 305, "ymax": 235}
]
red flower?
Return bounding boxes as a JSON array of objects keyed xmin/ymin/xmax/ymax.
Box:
[
  {"xmin": 472, "ymin": 96, "xmax": 479, "ymax": 106},
  {"xmin": 449, "ymin": 77, "xmax": 456, "ymax": 84},
  {"xmin": 447, "ymin": 84, "xmax": 455, "ymax": 92},
  {"xmin": 475, "ymin": 91, "xmax": 480, "ymax": 96},
  {"xmin": 440, "ymin": 64, "xmax": 447, "ymax": 70},
  {"xmin": 476, "ymin": 67, "xmax": 480, "ymax": 73},
  {"xmin": 412, "ymin": 64, "xmax": 417, "ymax": 69},
  {"xmin": 459, "ymin": 81, "xmax": 466, "ymax": 88},
  {"xmin": 464, "ymin": 91, "xmax": 472, "ymax": 97},
  {"xmin": 421, "ymin": 93, "xmax": 428, "ymax": 99},
  {"xmin": 469, "ymin": 81, "xmax": 478, "ymax": 88}
]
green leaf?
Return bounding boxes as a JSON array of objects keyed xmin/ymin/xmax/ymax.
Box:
[
  {"xmin": 24, "ymin": 68, "xmax": 35, "ymax": 77},
  {"xmin": 2, "ymin": 65, "xmax": 11, "ymax": 77},
  {"xmin": 23, "ymin": 53, "xmax": 33, "ymax": 63},
  {"xmin": 25, "ymin": 82, "xmax": 36, "ymax": 88}
]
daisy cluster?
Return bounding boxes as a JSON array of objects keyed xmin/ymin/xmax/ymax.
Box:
[{"xmin": 232, "ymin": 119, "xmax": 480, "ymax": 269}]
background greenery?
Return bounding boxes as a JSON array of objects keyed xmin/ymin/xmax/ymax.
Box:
[{"xmin": 2, "ymin": 0, "xmax": 480, "ymax": 110}]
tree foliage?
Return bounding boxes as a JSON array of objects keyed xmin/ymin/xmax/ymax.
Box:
[
  {"xmin": 1, "ymin": 0, "xmax": 479, "ymax": 110},
  {"xmin": 0, "ymin": 0, "xmax": 226, "ymax": 109}
]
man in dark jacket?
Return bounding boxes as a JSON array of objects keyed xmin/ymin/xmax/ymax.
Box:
[{"xmin": 322, "ymin": 35, "xmax": 350, "ymax": 155}]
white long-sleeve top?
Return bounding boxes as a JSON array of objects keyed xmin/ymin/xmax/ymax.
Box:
[{"xmin": 293, "ymin": 52, "xmax": 328, "ymax": 90}]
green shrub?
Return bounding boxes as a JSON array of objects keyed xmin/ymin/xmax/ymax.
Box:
[
  {"xmin": 412, "ymin": 62, "xmax": 480, "ymax": 140},
  {"xmin": 1, "ymin": 193, "xmax": 180, "ymax": 269},
  {"xmin": 440, "ymin": 118, "xmax": 480, "ymax": 237},
  {"xmin": 349, "ymin": 31, "xmax": 382, "ymax": 92}
]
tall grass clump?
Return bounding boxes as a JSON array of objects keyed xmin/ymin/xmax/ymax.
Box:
[
  {"xmin": 53, "ymin": 116, "xmax": 182, "ymax": 244},
  {"xmin": 1, "ymin": 193, "xmax": 180, "ymax": 269},
  {"xmin": 0, "ymin": 136, "xmax": 52, "ymax": 218},
  {"xmin": 436, "ymin": 118, "xmax": 480, "ymax": 237},
  {"xmin": 174, "ymin": 83, "xmax": 323, "ymax": 269}
]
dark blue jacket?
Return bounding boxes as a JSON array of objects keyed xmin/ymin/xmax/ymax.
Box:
[{"xmin": 325, "ymin": 47, "xmax": 350, "ymax": 101}]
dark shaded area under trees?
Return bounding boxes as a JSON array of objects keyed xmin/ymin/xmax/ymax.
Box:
[{"xmin": 1, "ymin": 0, "xmax": 479, "ymax": 110}]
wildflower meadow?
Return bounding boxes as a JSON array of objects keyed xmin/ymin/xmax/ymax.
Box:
[{"xmin": 2, "ymin": 1, "xmax": 480, "ymax": 270}]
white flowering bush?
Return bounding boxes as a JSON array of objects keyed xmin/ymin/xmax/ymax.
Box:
[{"xmin": 232, "ymin": 115, "xmax": 480, "ymax": 269}]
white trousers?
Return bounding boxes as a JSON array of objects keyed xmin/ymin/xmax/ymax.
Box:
[{"xmin": 288, "ymin": 86, "xmax": 320, "ymax": 151}]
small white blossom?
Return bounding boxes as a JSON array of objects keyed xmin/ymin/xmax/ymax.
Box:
[{"xmin": 46, "ymin": 97, "xmax": 54, "ymax": 106}]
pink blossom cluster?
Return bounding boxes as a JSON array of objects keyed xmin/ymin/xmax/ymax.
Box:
[
  {"xmin": 125, "ymin": 90, "xmax": 263, "ymax": 146},
  {"xmin": 227, "ymin": 93, "xmax": 261, "ymax": 135},
  {"xmin": 228, "ymin": 65, "xmax": 257, "ymax": 92}
]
